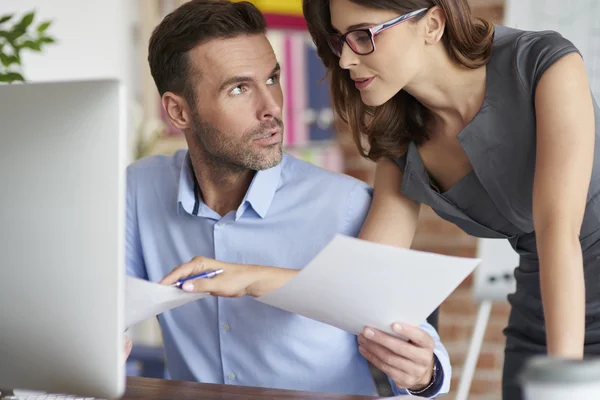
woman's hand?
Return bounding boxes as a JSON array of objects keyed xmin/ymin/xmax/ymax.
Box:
[
  {"xmin": 358, "ymin": 323, "xmax": 435, "ymax": 391},
  {"xmin": 159, "ymin": 256, "xmax": 297, "ymax": 297}
]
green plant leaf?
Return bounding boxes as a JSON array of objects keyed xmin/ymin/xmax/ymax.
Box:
[
  {"xmin": 21, "ymin": 40, "xmax": 41, "ymax": 51},
  {"xmin": 10, "ymin": 27, "xmax": 26, "ymax": 41},
  {"xmin": 37, "ymin": 20, "xmax": 51, "ymax": 33},
  {"xmin": 0, "ymin": 30, "xmax": 17, "ymax": 48},
  {"xmin": 17, "ymin": 11, "xmax": 35, "ymax": 30},
  {"xmin": 0, "ymin": 53, "xmax": 19, "ymax": 67},
  {"xmin": 0, "ymin": 71, "xmax": 25, "ymax": 83},
  {"xmin": 40, "ymin": 36, "xmax": 55, "ymax": 44},
  {"xmin": 0, "ymin": 14, "xmax": 13, "ymax": 24}
]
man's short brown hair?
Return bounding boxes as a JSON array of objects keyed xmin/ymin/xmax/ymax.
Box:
[{"xmin": 148, "ymin": 0, "xmax": 267, "ymax": 103}]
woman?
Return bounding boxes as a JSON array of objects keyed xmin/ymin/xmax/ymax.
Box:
[{"xmin": 302, "ymin": 0, "xmax": 600, "ymax": 399}]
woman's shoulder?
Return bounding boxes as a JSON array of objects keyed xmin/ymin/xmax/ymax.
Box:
[
  {"xmin": 490, "ymin": 25, "xmax": 581, "ymax": 92},
  {"xmin": 491, "ymin": 24, "xmax": 576, "ymax": 52}
]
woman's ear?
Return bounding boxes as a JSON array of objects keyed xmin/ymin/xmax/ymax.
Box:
[{"xmin": 422, "ymin": 6, "xmax": 446, "ymax": 45}]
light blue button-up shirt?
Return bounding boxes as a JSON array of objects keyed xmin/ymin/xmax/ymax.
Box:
[{"xmin": 126, "ymin": 149, "xmax": 451, "ymax": 397}]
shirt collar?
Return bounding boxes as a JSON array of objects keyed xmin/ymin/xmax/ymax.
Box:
[
  {"xmin": 177, "ymin": 151, "xmax": 283, "ymax": 219},
  {"xmin": 240, "ymin": 157, "xmax": 282, "ymax": 219},
  {"xmin": 177, "ymin": 152, "xmax": 198, "ymax": 216}
]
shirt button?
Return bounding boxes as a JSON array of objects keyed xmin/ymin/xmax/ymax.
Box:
[
  {"xmin": 217, "ymin": 222, "xmax": 226, "ymax": 227},
  {"xmin": 228, "ymin": 372, "xmax": 236, "ymax": 381},
  {"xmin": 223, "ymin": 324, "xmax": 230, "ymax": 331}
]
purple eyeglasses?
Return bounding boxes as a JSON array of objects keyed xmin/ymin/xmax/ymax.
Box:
[{"xmin": 327, "ymin": 8, "xmax": 429, "ymax": 57}]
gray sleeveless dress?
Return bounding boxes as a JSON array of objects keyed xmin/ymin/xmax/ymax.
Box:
[{"xmin": 394, "ymin": 25, "xmax": 600, "ymax": 400}]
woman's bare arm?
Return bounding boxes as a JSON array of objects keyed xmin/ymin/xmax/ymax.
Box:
[{"xmin": 359, "ymin": 158, "xmax": 420, "ymax": 248}]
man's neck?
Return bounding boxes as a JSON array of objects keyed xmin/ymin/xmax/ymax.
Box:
[{"xmin": 189, "ymin": 151, "xmax": 255, "ymax": 217}]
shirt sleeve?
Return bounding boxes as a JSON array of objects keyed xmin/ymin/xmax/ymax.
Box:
[
  {"xmin": 126, "ymin": 166, "xmax": 147, "ymax": 279},
  {"xmin": 342, "ymin": 181, "xmax": 373, "ymax": 237},
  {"xmin": 515, "ymin": 29, "xmax": 581, "ymax": 94},
  {"xmin": 388, "ymin": 320, "xmax": 451, "ymax": 397}
]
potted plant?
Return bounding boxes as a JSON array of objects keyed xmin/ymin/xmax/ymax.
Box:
[{"xmin": 0, "ymin": 10, "xmax": 55, "ymax": 83}]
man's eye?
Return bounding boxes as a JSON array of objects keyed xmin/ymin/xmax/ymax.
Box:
[
  {"xmin": 231, "ymin": 85, "xmax": 246, "ymax": 95},
  {"xmin": 267, "ymin": 75, "xmax": 279, "ymax": 85}
]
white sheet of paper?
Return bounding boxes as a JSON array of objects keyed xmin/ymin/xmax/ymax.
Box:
[
  {"xmin": 257, "ymin": 234, "xmax": 480, "ymax": 336},
  {"xmin": 126, "ymin": 276, "xmax": 210, "ymax": 328}
]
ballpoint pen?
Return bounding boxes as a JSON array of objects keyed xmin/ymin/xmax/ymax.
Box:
[{"xmin": 172, "ymin": 269, "xmax": 224, "ymax": 288}]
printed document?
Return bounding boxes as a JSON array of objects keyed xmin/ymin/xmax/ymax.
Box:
[
  {"xmin": 126, "ymin": 276, "xmax": 209, "ymax": 328},
  {"xmin": 257, "ymin": 235, "xmax": 480, "ymax": 336}
]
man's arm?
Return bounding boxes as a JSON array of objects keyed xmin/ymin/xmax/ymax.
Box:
[
  {"xmin": 386, "ymin": 321, "xmax": 450, "ymax": 397},
  {"xmin": 126, "ymin": 166, "xmax": 147, "ymax": 279},
  {"xmin": 123, "ymin": 167, "xmax": 146, "ymax": 359}
]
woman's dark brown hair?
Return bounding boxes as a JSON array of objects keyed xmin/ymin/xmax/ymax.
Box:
[{"xmin": 303, "ymin": 0, "xmax": 494, "ymax": 161}]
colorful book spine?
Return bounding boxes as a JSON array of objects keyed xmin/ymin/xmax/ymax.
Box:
[
  {"xmin": 231, "ymin": 0, "xmax": 307, "ymax": 29},
  {"xmin": 286, "ymin": 143, "xmax": 344, "ymax": 173},
  {"xmin": 268, "ymin": 30, "xmax": 310, "ymax": 147}
]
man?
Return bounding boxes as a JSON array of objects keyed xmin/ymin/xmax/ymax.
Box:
[{"xmin": 126, "ymin": 0, "xmax": 451, "ymax": 397}]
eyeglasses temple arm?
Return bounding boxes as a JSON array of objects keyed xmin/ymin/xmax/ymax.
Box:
[{"xmin": 371, "ymin": 7, "xmax": 429, "ymax": 35}]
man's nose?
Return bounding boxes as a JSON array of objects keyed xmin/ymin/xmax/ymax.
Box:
[{"xmin": 257, "ymin": 90, "xmax": 282, "ymax": 121}]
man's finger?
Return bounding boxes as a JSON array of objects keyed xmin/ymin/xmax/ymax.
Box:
[
  {"xmin": 391, "ymin": 323, "xmax": 434, "ymax": 349},
  {"xmin": 358, "ymin": 345, "xmax": 417, "ymax": 389},
  {"xmin": 181, "ymin": 274, "xmax": 220, "ymax": 293},
  {"xmin": 123, "ymin": 335, "xmax": 133, "ymax": 363},
  {"xmin": 361, "ymin": 327, "xmax": 421, "ymax": 362},
  {"xmin": 357, "ymin": 334, "xmax": 415, "ymax": 374},
  {"xmin": 159, "ymin": 258, "xmax": 207, "ymax": 285}
]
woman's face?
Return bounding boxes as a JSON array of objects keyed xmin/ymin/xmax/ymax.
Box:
[{"xmin": 329, "ymin": 0, "xmax": 428, "ymax": 106}]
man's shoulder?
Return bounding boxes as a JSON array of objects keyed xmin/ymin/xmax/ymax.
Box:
[
  {"xmin": 127, "ymin": 149, "xmax": 187, "ymax": 182},
  {"xmin": 279, "ymin": 155, "xmax": 372, "ymax": 235},
  {"xmin": 281, "ymin": 153, "xmax": 370, "ymax": 193}
]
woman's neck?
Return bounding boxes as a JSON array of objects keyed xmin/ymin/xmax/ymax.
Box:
[{"xmin": 403, "ymin": 49, "xmax": 488, "ymax": 130}]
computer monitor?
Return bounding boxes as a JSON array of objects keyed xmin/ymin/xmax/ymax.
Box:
[{"xmin": 0, "ymin": 80, "xmax": 126, "ymax": 399}]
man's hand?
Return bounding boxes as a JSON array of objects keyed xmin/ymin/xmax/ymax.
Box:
[
  {"xmin": 358, "ymin": 323, "xmax": 435, "ymax": 391},
  {"xmin": 159, "ymin": 256, "xmax": 297, "ymax": 297},
  {"xmin": 124, "ymin": 335, "xmax": 133, "ymax": 363}
]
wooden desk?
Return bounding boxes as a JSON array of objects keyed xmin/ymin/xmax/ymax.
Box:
[{"xmin": 123, "ymin": 377, "xmax": 379, "ymax": 400}]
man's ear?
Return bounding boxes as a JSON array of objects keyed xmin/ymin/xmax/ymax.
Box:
[{"xmin": 162, "ymin": 92, "xmax": 191, "ymax": 130}]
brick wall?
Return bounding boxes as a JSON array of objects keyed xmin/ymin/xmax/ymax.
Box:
[{"xmin": 337, "ymin": 2, "xmax": 506, "ymax": 399}]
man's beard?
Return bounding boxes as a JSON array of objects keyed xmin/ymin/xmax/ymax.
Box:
[{"xmin": 189, "ymin": 108, "xmax": 283, "ymax": 173}]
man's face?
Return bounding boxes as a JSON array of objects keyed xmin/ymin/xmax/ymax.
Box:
[{"xmin": 186, "ymin": 34, "xmax": 284, "ymax": 171}]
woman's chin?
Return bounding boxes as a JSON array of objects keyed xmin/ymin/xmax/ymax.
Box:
[{"xmin": 359, "ymin": 90, "xmax": 393, "ymax": 107}]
